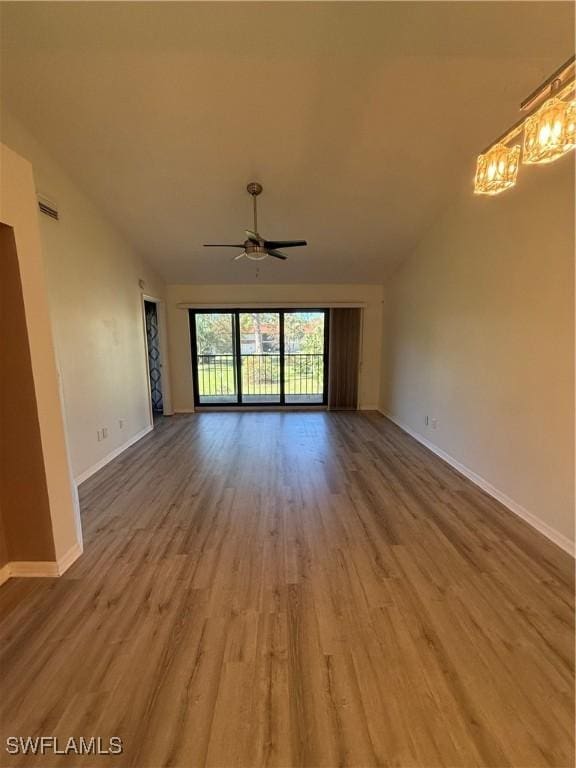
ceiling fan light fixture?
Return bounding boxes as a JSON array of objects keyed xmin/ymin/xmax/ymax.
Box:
[
  {"xmin": 523, "ymin": 97, "xmax": 576, "ymax": 164},
  {"xmin": 204, "ymin": 182, "xmax": 307, "ymax": 263},
  {"xmin": 474, "ymin": 143, "xmax": 520, "ymax": 195}
]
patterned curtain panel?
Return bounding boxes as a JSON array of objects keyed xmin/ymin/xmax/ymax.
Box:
[{"xmin": 145, "ymin": 302, "xmax": 163, "ymax": 412}]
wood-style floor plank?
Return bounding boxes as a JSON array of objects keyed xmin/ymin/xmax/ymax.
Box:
[{"xmin": 0, "ymin": 412, "xmax": 573, "ymax": 767}]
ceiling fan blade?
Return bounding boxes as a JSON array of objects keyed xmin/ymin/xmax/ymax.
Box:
[
  {"xmin": 267, "ymin": 249, "xmax": 288, "ymax": 260},
  {"xmin": 263, "ymin": 240, "xmax": 307, "ymax": 249},
  {"xmin": 204, "ymin": 244, "xmax": 245, "ymax": 248},
  {"xmin": 233, "ymin": 251, "xmax": 247, "ymax": 261},
  {"xmin": 245, "ymin": 230, "xmax": 261, "ymax": 243}
]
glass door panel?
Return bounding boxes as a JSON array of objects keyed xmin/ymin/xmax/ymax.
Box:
[
  {"xmin": 239, "ymin": 312, "xmax": 281, "ymax": 404},
  {"xmin": 284, "ymin": 311, "xmax": 326, "ymax": 404},
  {"xmin": 194, "ymin": 312, "xmax": 238, "ymax": 404}
]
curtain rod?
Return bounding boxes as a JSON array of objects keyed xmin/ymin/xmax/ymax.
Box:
[{"xmin": 176, "ymin": 301, "xmax": 368, "ymax": 310}]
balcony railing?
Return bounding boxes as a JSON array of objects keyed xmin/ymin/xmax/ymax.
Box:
[
  {"xmin": 196, "ymin": 353, "xmax": 325, "ymax": 404},
  {"xmin": 285, "ymin": 354, "xmax": 324, "ymax": 399}
]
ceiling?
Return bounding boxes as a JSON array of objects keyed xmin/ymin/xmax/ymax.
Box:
[{"xmin": 1, "ymin": 2, "xmax": 573, "ymax": 284}]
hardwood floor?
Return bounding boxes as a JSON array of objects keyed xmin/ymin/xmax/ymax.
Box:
[{"xmin": 0, "ymin": 412, "xmax": 574, "ymax": 767}]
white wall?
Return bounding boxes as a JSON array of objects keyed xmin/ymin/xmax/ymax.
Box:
[
  {"xmin": 1, "ymin": 143, "xmax": 81, "ymax": 566},
  {"xmin": 1, "ymin": 112, "xmax": 166, "ymax": 480},
  {"xmin": 381, "ymin": 157, "xmax": 575, "ymax": 550},
  {"xmin": 166, "ymin": 283, "xmax": 384, "ymax": 412}
]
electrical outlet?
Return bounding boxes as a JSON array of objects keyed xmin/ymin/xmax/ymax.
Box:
[
  {"xmin": 431, "ymin": 417, "xmax": 438, "ymax": 429},
  {"xmin": 102, "ymin": 427, "xmax": 108, "ymax": 439},
  {"xmin": 119, "ymin": 419, "xmax": 124, "ymax": 430},
  {"xmin": 97, "ymin": 429, "xmax": 102, "ymax": 442}
]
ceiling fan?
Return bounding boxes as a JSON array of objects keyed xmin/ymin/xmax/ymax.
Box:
[{"xmin": 204, "ymin": 182, "xmax": 307, "ymax": 261}]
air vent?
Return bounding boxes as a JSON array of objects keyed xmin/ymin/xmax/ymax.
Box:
[{"xmin": 38, "ymin": 195, "xmax": 59, "ymax": 220}]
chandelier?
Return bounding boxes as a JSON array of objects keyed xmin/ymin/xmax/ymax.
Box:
[{"xmin": 475, "ymin": 55, "xmax": 575, "ymax": 196}]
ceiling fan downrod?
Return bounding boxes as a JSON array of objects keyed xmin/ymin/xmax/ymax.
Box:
[{"xmin": 247, "ymin": 182, "xmax": 263, "ymax": 235}]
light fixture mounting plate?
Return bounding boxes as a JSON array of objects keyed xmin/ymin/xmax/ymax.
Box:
[{"xmin": 247, "ymin": 182, "xmax": 263, "ymax": 196}]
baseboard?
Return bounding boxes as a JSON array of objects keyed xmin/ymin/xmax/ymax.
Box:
[
  {"xmin": 75, "ymin": 424, "xmax": 153, "ymax": 485},
  {"xmin": 359, "ymin": 404, "xmax": 380, "ymax": 411},
  {"xmin": 56, "ymin": 541, "xmax": 83, "ymax": 575},
  {"xmin": 8, "ymin": 561, "xmax": 60, "ymax": 578},
  {"xmin": 0, "ymin": 564, "xmax": 10, "ymax": 587},
  {"xmin": 174, "ymin": 408, "xmax": 195, "ymax": 414},
  {"xmin": 378, "ymin": 409, "xmax": 575, "ymax": 557},
  {"xmin": 0, "ymin": 540, "xmax": 84, "ymax": 586}
]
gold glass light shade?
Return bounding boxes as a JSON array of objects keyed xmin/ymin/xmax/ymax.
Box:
[
  {"xmin": 523, "ymin": 97, "xmax": 576, "ymax": 164},
  {"xmin": 474, "ymin": 143, "xmax": 520, "ymax": 195}
]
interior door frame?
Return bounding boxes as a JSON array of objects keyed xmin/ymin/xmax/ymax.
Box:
[{"xmin": 189, "ymin": 308, "xmax": 329, "ymax": 408}]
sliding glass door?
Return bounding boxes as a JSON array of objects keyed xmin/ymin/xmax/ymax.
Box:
[
  {"xmin": 190, "ymin": 309, "xmax": 328, "ymax": 407},
  {"xmin": 284, "ymin": 311, "xmax": 326, "ymax": 404},
  {"xmin": 192, "ymin": 312, "xmax": 238, "ymax": 405},
  {"xmin": 239, "ymin": 312, "xmax": 281, "ymax": 404}
]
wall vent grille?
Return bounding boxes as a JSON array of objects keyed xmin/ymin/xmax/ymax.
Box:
[{"xmin": 38, "ymin": 196, "xmax": 59, "ymax": 220}]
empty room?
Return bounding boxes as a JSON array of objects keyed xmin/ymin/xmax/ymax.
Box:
[{"xmin": 0, "ymin": 2, "xmax": 574, "ymax": 767}]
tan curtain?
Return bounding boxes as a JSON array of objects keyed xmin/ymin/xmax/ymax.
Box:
[{"xmin": 328, "ymin": 308, "xmax": 361, "ymax": 410}]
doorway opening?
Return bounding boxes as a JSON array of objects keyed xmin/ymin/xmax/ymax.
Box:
[
  {"xmin": 189, "ymin": 309, "xmax": 329, "ymax": 407},
  {"xmin": 144, "ymin": 299, "xmax": 164, "ymax": 419}
]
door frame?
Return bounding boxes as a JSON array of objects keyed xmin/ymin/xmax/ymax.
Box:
[
  {"xmin": 189, "ymin": 308, "xmax": 329, "ymax": 408},
  {"xmin": 141, "ymin": 293, "xmax": 173, "ymax": 425}
]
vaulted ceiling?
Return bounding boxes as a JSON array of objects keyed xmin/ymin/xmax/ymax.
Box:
[{"xmin": 1, "ymin": 2, "xmax": 573, "ymax": 283}]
